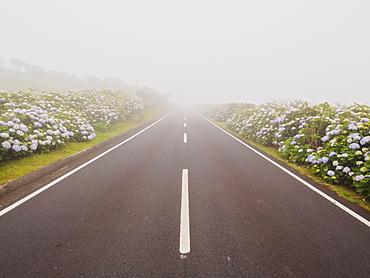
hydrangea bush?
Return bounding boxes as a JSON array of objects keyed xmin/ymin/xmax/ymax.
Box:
[
  {"xmin": 207, "ymin": 102, "xmax": 370, "ymax": 198},
  {"xmin": 0, "ymin": 89, "xmax": 145, "ymax": 162}
]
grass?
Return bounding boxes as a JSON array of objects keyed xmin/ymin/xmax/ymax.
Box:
[
  {"xmin": 213, "ymin": 120, "xmax": 370, "ymax": 212},
  {"xmin": 0, "ymin": 107, "xmax": 162, "ymax": 186}
]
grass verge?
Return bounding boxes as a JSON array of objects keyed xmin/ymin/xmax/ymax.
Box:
[
  {"xmin": 213, "ymin": 120, "xmax": 370, "ymax": 212},
  {"xmin": 0, "ymin": 107, "xmax": 162, "ymax": 186}
]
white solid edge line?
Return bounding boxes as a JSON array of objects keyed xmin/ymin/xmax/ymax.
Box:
[
  {"xmin": 202, "ymin": 115, "xmax": 370, "ymax": 228},
  {"xmin": 180, "ymin": 169, "xmax": 190, "ymax": 254},
  {"xmin": 184, "ymin": 133, "xmax": 187, "ymax": 143},
  {"xmin": 0, "ymin": 112, "xmax": 173, "ymax": 217}
]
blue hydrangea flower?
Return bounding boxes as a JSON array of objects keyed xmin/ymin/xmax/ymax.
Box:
[
  {"xmin": 360, "ymin": 136, "xmax": 370, "ymax": 145},
  {"xmin": 327, "ymin": 170, "xmax": 335, "ymax": 177},
  {"xmin": 322, "ymin": 136, "xmax": 329, "ymax": 142},
  {"xmin": 30, "ymin": 144, "xmax": 38, "ymax": 151},
  {"xmin": 16, "ymin": 130, "xmax": 24, "ymax": 137},
  {"xmin": 322, "ymin": 157, "xmax": 329, "ymax": 163},
  {"xmin": 342, "ymin": 167, "xmax": 351, "ymax": 173},
  {"xmin": 34, "ymin": 122, "xmax": 43, "ymax": 128},
  {"xmin": 12, "ymin": 145, "xmax": 21, "ymax": 152},
  {"xmin": 19, "ymin": 124, "xmax": 29, "ymax": 132},
  {"xmin": 333, "ymin": 129, "xmax": 341, "ymax": 135},
  {"xmin": 1, "ymin": 141, "xmax": 11, "ymax": 149},
  {"xmin": 349, "ymin": 143, "xmax": 361, "ymax": 150}
]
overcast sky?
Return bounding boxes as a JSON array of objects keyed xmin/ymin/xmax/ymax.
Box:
[{"xmin": 1, "ymin": 0, "xmax": 369, "ymax": 105}]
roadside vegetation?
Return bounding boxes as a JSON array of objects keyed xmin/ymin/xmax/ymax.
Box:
[
  {"xmin": 0, "ymin": 89, "xmax": 167, "ymax": 185},
  {"xmin": 205, "ymin": 101, "xmax": 370, "ymax": 210}
]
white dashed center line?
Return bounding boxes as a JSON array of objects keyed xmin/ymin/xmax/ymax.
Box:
[{"xmin": 180, "ymin": 169, "xmax": 190, "ymax": 255}]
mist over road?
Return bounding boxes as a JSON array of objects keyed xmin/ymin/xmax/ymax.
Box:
[{"xmin": 1, "ymin": 109, "xmax": 370, "ymax": 277}]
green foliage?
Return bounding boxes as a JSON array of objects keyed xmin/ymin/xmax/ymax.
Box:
[
  {"xmin": 92, "ymin": 122, "xmax": 109, "ymax": 133},
  {"xmin": 207, "ymin": 102, "xmax": 370, "ymax": 199},
  {"xmin": 0, "ymin": 89, "xmax": 146, "ymax": 162}
]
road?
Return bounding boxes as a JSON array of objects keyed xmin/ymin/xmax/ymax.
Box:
[{"xmin": 1, "ymin": 109, "xmax": 370, "ymax": 277}]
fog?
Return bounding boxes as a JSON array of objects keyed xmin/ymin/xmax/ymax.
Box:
[{"xmin": 1, "ymin": 0, "xmax": 369, "ymax": 105}]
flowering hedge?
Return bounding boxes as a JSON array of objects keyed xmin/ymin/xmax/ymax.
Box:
[
  {"xmin": 206, "ymin": 102, "xmax": 370, "ymax": 199},
  {"xmin": 0, "ymin": 89, "xmax": 145, "ymax": 162}
]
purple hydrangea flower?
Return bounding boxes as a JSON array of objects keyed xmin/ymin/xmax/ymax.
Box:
[
  {"xmin": 355, "ymin": 175, "xmax": 365, "ymax": 181},
  {"xmin": 348, "ymin": 123, "xmax": 358, "ymax": 130}
]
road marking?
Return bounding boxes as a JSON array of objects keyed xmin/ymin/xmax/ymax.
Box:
[
  {"xmin": 185, "ymin": 117, "xmax": 186, "ymax": 121},
  {"xmin": 184, "ymin": 133, "xmax": 187, "ymax": 143},
  {"xmin": 0, "ymin": 112, "xmax": 173, "ymax": 217},
  {"xmin": 203, "ymin": 115, "xmax": 370, "ymax": 229},
  {"xmin": 184, "ymin": 123, "xmax": 186, "ymax": 128},
  {"xmin": 180, "ymin": 169, "xmax": 190, "ymax": 254}
]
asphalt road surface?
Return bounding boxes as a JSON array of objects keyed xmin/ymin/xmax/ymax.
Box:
[{"xmin": 1, "ymin": 109, "xmax": 370, "ymax": 277}]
